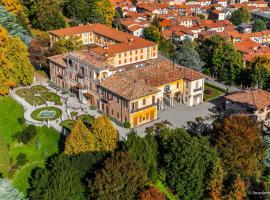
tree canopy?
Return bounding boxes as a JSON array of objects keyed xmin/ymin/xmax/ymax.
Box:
[
  {"xmin": 140, "ymin": 186, "xmax": 166, "ymax": 200},
  {"xmin": 214, "ymin": 116, "xmax": 265, "ymax": 178},
  {"xmin": 230, "ymin": 7, "xmax": 251, "ymax": 26},
  {"xmin": 122, "ymin": 132, "xmax": 159, "ymax": 180},
  {"xmin": 143, "ymin": 25, "xmax": 161, "ymax": 43},
  {"xmin": 158, "ymin": 128, "xmax": 218, "ymax": 199},
  {"xmin": 199, "ymin": 35, "xmax": 243, "ymax": 85},
  {"xmin": 252, "ymin": 19, "xmax": 267, "ymax": 32},
  {"xmin": 175, "ymin": 40, "xmax": 204, "ymax": 71},
  {"xmin": 0, "ymin": 26, "xmax": 34, "ymax": 95},
  {"xmin": 248, "ymin": 56, "xmax": 270, "ymax": 89},
  {"xmin": 88, "ymin": 152, "xmax": 147, "ymax": 200}
]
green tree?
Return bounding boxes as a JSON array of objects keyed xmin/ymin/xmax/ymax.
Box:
[
  {"xmin": 88, "ymin": 152, "xmax": 147, "ymax": 200},
  {"xmin": 91, "ymin": 116, "xmax": 118, "ymax": 151},
  {"xmin": 0, "ymin": 5, "xmax": 31, "ymax": 45},
  {"xmin": 28, "ymin": 153, "xmax": 106, "ymax": 200},
  {"xmin": 64, "ymin": 120, "xmax": 95, "ymax": 155},
  {"xmin": 159, "ymin": 38, "xmax": 175, "ymax": 58},
  {"xmin": 0, "ymin": 179, "xmax": 26, "ymax": 200},
  {"xmin": 88, "ymin": 0, "xmax": 115, "ymax": 26},
  {"xmin": 122, "ymin": 132, "xmax": 158, "ymax": 180},
  {"xmin": 230, "ymin": 7, "xmax": 251, "ymax": 26},
  {"xmin": 0, "ymin": 26, "xmax": 34, "ymax": 95},
  {"xmin": 175, "ymin": 40, "xmax": 204, "ymax": 71},
  {"xmin": 21, "ymin": 0, "xmax": 38, "ymax": 27},
  {"xmin": 214, "ymin": 116, "xmax": 265, "ymax": 178},
  {"xmin": 252, "ymin": 19, "xmax": 267, "ymax": 32},
  {"xmin": 158, "ymin": 128, "xmax": 218, "ymax": 199},
  {"xmin": 35, "ymin": 0, "xmax": 66, "ymax": 31},
  {"xmin": 144, "ymin": 25, "xmax": 161, "ymax": 43},
  {"xmin": 248, "ymin": 56, "xmax": 270, "ymax": 89},
  {"xmin": 51, "ymin": 36, "xmax": 84, "ymax": 54},
  {"xmin": 63, "ymin": 0, "xmax": 89, "ymax": 24},
  {"xmin": 199, "ymin": 35, "xmax": 243, "ymax": 85}
]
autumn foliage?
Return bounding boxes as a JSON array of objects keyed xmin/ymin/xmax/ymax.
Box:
[{"xmin": 140, "ymin": 186, "xmax": 166, "ymax": 200}]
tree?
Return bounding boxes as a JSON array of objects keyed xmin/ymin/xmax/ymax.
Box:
[
  {"xmin": 248, "ymin": 56, "xmax": 270, "ymax": 89},
  {"xmin": 35, "ymin": 0, "xmax": 66, "ymax": 31},
  {"xmin": 252, "ymin": 19, "xmax": 267, "ymax": 32},
  {"xmin": 140, "ymin": 186, "xmax": 166, "ymax": 200},
  {"xmin": 0, "ymin": 26, "xmax": 34, "ymax": 95},
  {"xmin": 230, "ymin": 7, "xmax": 251, "ymax": 26},
  {"xmin": 226, "ymin": 176, "xmax": 246, "ymax": 200},
  {"xmin": 88, "ymin": 152, "xmax": 148, "ymax": 200},
  {"xmin": 158, "ymin": 128, "xmax": 218, "ymax": 199},
  {"xmin": 159, "ymin": 38, "xmax": 175, "ymax": 58},
  {"xmin": 0, "ymin": 5, "xmax": 31, "ymax": 45},
  {"xmin": 0, "ymin": 0, "xmax": 30, "ymax": 31},
  {"xmin": 199, "ymin": 35, "xmax": 243, "ymax": 85},
  {"xmin": 122, "ymin": 132, "xmax": 159, "ymax": 180},
  {"xmin": 51, "ymin": 36, "xmax": 84, "ymax": 54},
  {"xmin": 91, "ymin": 116, "xmax": 118, "ymax": 151},
  {"xmin": 63, "ymin": 0, "xmax": 89, "ymax": 24},
  {"xmin": 175, "ymin": 40, "xmax": 204, "ymax": 71},
  {"xmin": 64, "ymin": 120, "xmax": 95, "ymax": 155},
  {"xmin": 144, "ymin": 25, "xmax": 161, "ymax": 43},
  {"xmin": 21, "ymin": 0, "xmax": 38, "ymax": 27},
  {"xmin": 0, "ymin": 179, "xmax": 26, "ymax": 200},
  {"xmin": 214, "ymin": 116, "xmax": 265, "ymax": 178},
  {"xmin": 28, "ymin": 153, "xmax": 106, "ymax": 200},
  {"xmin": 88, "ymin": 0, "xmax": 115, "ymax": 26}
]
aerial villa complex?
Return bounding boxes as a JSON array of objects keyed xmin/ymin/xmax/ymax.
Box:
[{"xmin": 48, "ymin": 23, "xmax": 205, "ymax": 127}]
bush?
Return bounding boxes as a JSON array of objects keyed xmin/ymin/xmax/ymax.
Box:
[
  {"xmin": 13, "ymin": 125, "xmax": 37, "ymax": 144},
  {"xmin": 77, "ymin": 115, "xmax": 95, "ymax": 125},
  {"xmin": 155, "ymin": 123, "xmax": 166, "ymax": 130},
  {"xmin": 204, "ymin": 89, "xmax": 213, "ymax": 95},
  {"xmin": 18, "ymin": 117, "xmax": 26, "ymax": 125},
  {"xmin": 145, "ymin": 126, "xmax": 155, "ymax": 134},
  {"xmin": 124, "ymin": 121, "xmax": 131, "ymax": 129},
  {"xmin": 89, "ymin": 105, "xmax": 96, "ymax": 110},
  {"xmin": 16, "ymin": 153, "xmax": 28, "ymax": 167}
]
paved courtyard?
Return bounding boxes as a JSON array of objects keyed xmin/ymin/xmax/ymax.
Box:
[{"xmin": 135, "ymin": 101, "xmax": 217, "ymax": 136}]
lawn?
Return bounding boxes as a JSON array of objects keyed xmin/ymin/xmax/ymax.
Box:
[
  {"xmin": 25, "ymin": 96, "xmax": 45, "ymax": 106},
  {"xmin": 31, "ymin": 106, "xmax": 62, "ymax": 121},
  {"xmin": 0, "ymin": 96, "xmax": 60, "ymax": 194},
  {"xmin": 204, "ymin": 83, "xmax": 226, "ymax": 101},
  {"xmin": 155, "ymin": 180, "xmax": 178, "ymax": 200},
  {"xmin": 15, "ymin": 88, "xmax": 34, "ymax": 98},
  {"xmin": 31, "ymin": 85, "xmax": 48, "ymax": 94},
  {"xmin": 41, "ymin": 92, "xmax": 62, "ymax": 105}
]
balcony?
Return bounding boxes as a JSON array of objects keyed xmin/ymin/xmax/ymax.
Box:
[
  {"xmin": 77, "ymin": 72, "xmax": 85, "ymax": 79},
  {"xmin": 130, "ymin": 103, "xmax": 158, "ymax": 114},
  {"xmin": 193, "ymin": 87, "xmax": 202, "ymax": 93},
  {"xmin": 100, "ymin": 94, "xmax": 113, "ymax": 103}
]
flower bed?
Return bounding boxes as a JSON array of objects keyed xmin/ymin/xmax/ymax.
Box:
[
  {"xmin": 25, "ymin": 96, "xmax": 45, "ymax": 106},
  {"xmin": 15, "ymin": 89, "xmax": 34, "ymax": 98},
  {"xmin": 31, "ymin": 107, "xmax": 62, "ymax": 121}
]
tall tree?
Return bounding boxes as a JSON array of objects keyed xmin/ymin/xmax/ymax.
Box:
[
  {"xmin": 51, "ymin": 36, "xmax": 84, "ymax": 54},
  {"xmin": 158, "ymin": 128, "xmax": 218, "ymax": 199},
  {"xmin": 252, "ymin": 19, "xmax": 267, "ymax": 32},
  {"xmin": 199, "ymin": 35, "xmax": 243, "ymax": 85},
  {"xmin": 248, "ymin": 56, "xmax": 270, "ymax": 89},
  {"xmin": 35, "ymin": 0, "xmax": 66, "ymax": 31},
  {"xmin": 88, "ymin": 0, "xmax": 115, "ymax": 26},
  {"xmin": 63, "ymin": 0, "xmax": 89, "ymax": 24},
  {"xmin": 20, "ymin": 0, "xmax": 38, "ymax": 27},
  {"xmin": 64, "ymin": 120, "xmax": 95, "ymax": 155},
  {"xmin": 140, "ymin": 186, "xmax": 166, "ymax": 200},
  {"xmin": 122, "ymin": 132, "xmax": 159, "ymax": 180},
  {"xmin": 0, "ymin": 0, "xmax": 30, "ymax": 31},
  {"xmin": 175, "ymin": 40, "xmax": 204, "ymax": 71},
  {"xmin": 0, "ymin": 179, "xmax": 26, "ymax": 200},
  {"xmin": 88, "ymin": 152, "xmax": 147, "ymax": 200},
  {"xmin": 143, "ymin": 25, "xmax": 161, "ymax": 43},
  {"xmin": 91, "ymin": 116, "xmax": 118, "ymax": 151},
  {"xmin": 28, "ymin": 153, "xmax": 106, "ymax": 200},
  {"xmin": 0, "ymin": 26, "xmax": 34, "ymax": 95},
  {"xmin": 214, "ymin": 116, "xmax": 265, "ymax": 178},
  {"xmin": 230, "ymin": 7, "xmax": 251, "ymax": 26},
  {"xmin": 0, "ymin": 5, "xmax": 31, "ymax": 45}
]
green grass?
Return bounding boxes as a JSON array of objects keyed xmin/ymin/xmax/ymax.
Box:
[
  {"xmin": 60, "ymin": 119, "xmax": 75, "ymax": 130},
  {"xmin": 41, "ymin": 92, "xmax": 62, "ymax": 105},
  {"xmin": 31, "ymin": 107, "xmax": 62, "ymax": 121},
  {"xmin": 204, "ymin": 83, "xmax": 226, "ymax": 101},
  {"xmin": 15, "ymin": 89, "xmax": 34, "ymax": 98},
  {"xmin": 25, "ymin": 96, "xmax": 45, "ymax": 106},
  {"xmin": 70, "ymin": 111, "xmax": 78, "ymax": 119},
  {"xmin": 155, "ymin": 180, "xmax": 178, "ymax": 200},
  {"xmin": 31, "ymin": 85, "xmax": 48, "ymax": 94},
  {"xmin": 0, "ymin": 96, "xmax": 60, "ymax": 194},
  {"xmin": 77, "ymin": 114, "xmax": 95, "ymax": 125}
]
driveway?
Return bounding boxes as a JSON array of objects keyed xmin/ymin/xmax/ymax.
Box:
[{"xmin": 135, "ymin": 101, "xmax": 216, "ymax": 136}]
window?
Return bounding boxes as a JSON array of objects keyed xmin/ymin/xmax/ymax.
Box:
[
  {"xmin": 117, "ymin": 112, "xmax": 120, "ymax": 118},
  {"xmin": 177, "ymin": 82, "xmax": 179, "ymax": 88},
  {"xmin": 196, "ymin": 81, "xmax": 199, "ymax": 88},
  {"xmin": 125, "ymin": 52, "xmax": 127, "ymax": 57},
  {"xmin": 130, "ymin": 51, "xmax": 132, "ymax": 55},
  {"xmin": 111, "ymin": 109, "xmax": 114, "ymax": 115},
  {"xmin": 119, "ymin": 60, "xmax": 121, "ymax": 65},
  {"xmin": 124, "ymin": 59, "xmax": 127, "ymax": 63},
  {"xmin": 130, "ymin": 58, "xmax": 132, "ymax": 62},
  {"xmin": 153, "ymin": 52, "xmax": 155, "ymax": 57},
  {"xmin": 119, "ymin": 53, "xmax": 121, "ymax": 58},
  {"xmin": 141, "ymin": 55, "xmax": 143, "ymax": 59},
  {"xmin": 143, "ymin": 99, "xmax": 146, "ymax": 105},
  {"xmin": 135, "ymin": 50, "xmax": 138, "ymax": 54},
  {"xmin": 152, "ymin": 96, "xmax": 155, "ymax": 104},
  {"xmin": 164, "ymin": 85, "xmax": 170, "ymax": 93},
  {"xmin": 141, "ymin": 49, "xmax": 143, "ymax": 53},
  {"xmin": 139, "ymin": 116, "xmax": 142, "ymax": 122}
]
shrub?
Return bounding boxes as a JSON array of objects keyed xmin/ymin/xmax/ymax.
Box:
[
  {"xmin": 16, "ymin": 153, "xmax": 28, "ymax": 167},
  {"xmin": 204, "ymin": 89, "xmax": 213, "ymax": 95},
  {"xmin": 145, "ymin": 126, "xmax": 155, "ymax": 134},
  {"xmin": 124, "ymin": 121, "xmax": 131, "ymax": 128},
  {"xmin": 18, "ymin": 117, "xmax": 26, "ymax": 125},
  {"xmin": 155, "ymin": 123, "xmax": 166, "ymax": 130},
  {"xmin": 13, "ymin": 125, "xmax": 37, "ymax": 144}
]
